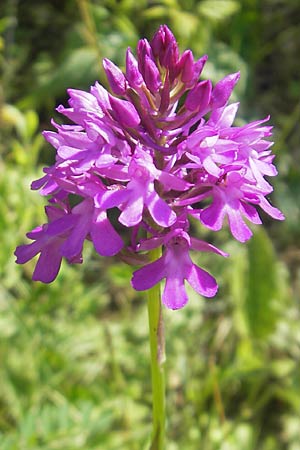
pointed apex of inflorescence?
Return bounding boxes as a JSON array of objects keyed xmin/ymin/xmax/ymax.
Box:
[
  {"xmin": 151, "ymin": 25, "xmax": 177, "ymax": 57},
  {"xmin": 151, "ymin": 24, "xmax": 179, "ymax": 72}
]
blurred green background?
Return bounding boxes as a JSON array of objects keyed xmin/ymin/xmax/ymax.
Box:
[{"xmin": 1, "ymin": 0, "xmax": 300, "ymax": 449}]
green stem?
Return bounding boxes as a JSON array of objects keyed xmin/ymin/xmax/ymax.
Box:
[{"xmin": 147, "ymin": 246, "xmax": 166, "ymax": 450}]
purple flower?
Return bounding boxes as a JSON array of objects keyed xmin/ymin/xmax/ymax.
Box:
[
  {"xmin": 15, "ymin": 198, "xmax": 123, "ymax": 282},
  {"xmin": 15, "ymin": 203, "xmax": 81, "ymax": 283},
  {"xmin": 15, "ymin": 25, "xmax": 284, "ymax": 308},
  {"xmin": 132, "ymin": 230, "xmax": 228, "ymax": 309},
  {"xmin": 96, "ymin": 147, "xmax": 189, "ymax": 227}
]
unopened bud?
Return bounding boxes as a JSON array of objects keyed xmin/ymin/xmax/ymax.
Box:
[
  {"xmin": 109, "ymin": 95, "xmax": 140, "ymax": 128},
  {"xmin": 137, "ymin": 39, "xmax": 154, "ymax": 77},
  {"xmin": 126, "ymin": 48, "xmax": 144, "ymax": 89},
  {"xmin": 178, "ymin": 50, "xmax": 194, "ymax": 83},
  {"xmin": 185, "ymin": 80, "xmax": 212, "ymax": 111},
  {"xmin": 144, "ymin": 55, "xmax": 161, "ymax": 93},
  {"xmin": 211, "ymin": 72, "xmax": 240, "ymax": 108},
  {"xmin": 103, "ymin": 59, "xmax": 127, "ymax": 96}
]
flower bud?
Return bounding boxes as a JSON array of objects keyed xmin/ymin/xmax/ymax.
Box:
[
  {"xmin": 126, "ymin": 48, "xmax": 144, "ymax": 89},
  {"xmin": 103, "ymin": 58, "xmax": 127, "ymax": 95},
  {"xmin": 151, "ymin": 25, "xmax": 178, "ymax": 67},
  {"xmin": 186, "ymin": 55, "xmax": 208, "ymax": 88},
  {"xmin": 151, "ymin": 25, "xmax": 165, "ymax": 59},
  {"xmin": 178, "ymin": 50, "xmax": 194, "ymax": 83},
  {"xmin": 137, "ymin": 39, "xmax": 154, "ymax": 77},
  {"xmin": 164, "ymin": 41, "xmax": 180, "ymax": 82},
  {"xmin": 109, "ymin": 95, "xmax": 140, "ymax": 128},
  {"xmin": 185, "ymin": 80, "xmax": 212, "ymax": 112},
  {"xmin": 211, "ymin": 72, "xmax": 240, "ymax": 108},
  {"xmin": 144, "ymin": 55, "xmax": 161, "ymax": 93}
]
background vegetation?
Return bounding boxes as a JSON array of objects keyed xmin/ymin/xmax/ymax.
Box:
[{"xmin": 1, "ymin": 0, "xmax": 300, "ymax": 449}]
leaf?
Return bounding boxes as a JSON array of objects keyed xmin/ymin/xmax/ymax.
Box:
[
  {"xmin": 24, "ymin": 110, "xmax": 39, "ymax": 140},
  {"xmin": 244, "ymin": 227, "xmax": 281, "ymax": 339},
  {"xmin": 198, "ymin": 0, "xmax": 240, "ymax": 22},
  {"xmin": 19, "ymin": 47, "xmax": 100, "ymax": 109},
  {"xmin": 141, "ymin": 6, "xmax": 168, "ymax": 20}
]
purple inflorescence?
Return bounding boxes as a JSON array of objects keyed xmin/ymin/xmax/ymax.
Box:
[{"xmin": 15, "ymin": 25, "xmax": 284, "ymax": 309}]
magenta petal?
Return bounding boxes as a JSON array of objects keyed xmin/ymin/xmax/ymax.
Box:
[
  {"xmin": 46, "ymin": 214, "xmax": 78, "ymax": 236},
  {"xmin": 211, "ymin": 72, "xmax": 240, "ymax": 108},
  {"xmin": 60, "ymin": 215, "xmax": 89, "ymax": 259},
  {"xmin": 227, "ymin": 207, "xmax": 253, "ymax": 242},
  {"xmin": 147, "ymin": 191, "xmax": 176, "ymax": 227},
  {"xmin": 119, "ymin": 194, "xmax": 144, "ymax": 227},
  {"xmin": 185, "ymin": 80, "xmax": 212, "ymax": 112},
  {"xmin": 103, "ymin": 58, "xmax": 127, "ymax": 95},
  {"xmin": 256, "ymin": 159, "xmax": 277, "ymax": 177},
  {"xmin": 32, "ymin": 243, "xmax": 62, "ymax": 283},
  {"xmin": 138, "ymin": 236, "xmax": 165, "ymax": 251},
  {"xmin": 200, "ymin": 196, "xmax": 226, "ymax": 231},
  {"xmin": 96, "ymin": 188, "xmax": 129, "ymax": 209},
  {"xmin": 249, "ymin": 158, "xmax": 273, "ymax": 193},
  {"xmin": 131, "ymin": 257, "xmax": 166, "ymax": 291},
  {"xmin": 15, "ymin": 241, "xmax": 44, "ymax": 264},
  {"xmin": 109, "ymin": 96, "xmax": 140, "ymax": 127},
  {"xmin": 26, "ymin": 226, "xmax": 44, "ymax": 240},
  {"xmin": 202, "ymin": 156, "xmax": 222, "ymax": 177},
  {"xmin": 190, "ymin": 238, "xmax": 229, "ymax": 257},
  {"xmin": 90, "ymin": 81, "xmax": 110, "ymax": 110},
  {"xmin": 162, "ymin": 276, "xmax": 188, "ymax": 310},
  {"xmin": 209, "ymin": 103, "xmax": 239, "ymax": 129},
  {"xmin": 144, "ymin": 55, "xmax": 161, "ymax": 92},
  {"xmin": 31, "ymin": 174, "xmax": 49, "ymax": 191},
  {"xmin": 67, "ymin": 88, "xmax": 98, "ymax": 110},
  {"xmin": 186, "ymin": 264, "xmax": 218, "ymax": 298},
  {"xmin": 240, "ymin": 202, "xmax": 262, "ymax": 225},
  {"xmin": 126, "ymin": 48, "xmax": 144, "ymax": 88},
  {"xmin": 91, "ymin": 211, "xmax": 123, "ymax": 256},
  {"xmin": 57, "ymin": 145, "xmax": 84, "ymax": 159},
  {"xmin": 158, "ymin": 171, "xmax": 191, "ymax": 191},
  {"xmin": 258, "ymin": 196, "xmax": 285, "ymax": 220},
  {"xmin": 179, "ymin": 50, "xmax": 194, "ymax": 83}
]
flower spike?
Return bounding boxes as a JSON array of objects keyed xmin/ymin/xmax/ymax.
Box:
[{"xmin": 15, "ymin": 25, "xmax": 284, "ymax": 308}]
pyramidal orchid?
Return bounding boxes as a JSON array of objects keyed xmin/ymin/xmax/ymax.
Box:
[{"xmin": 15, "ymin": 25, "xmax": 284, "ymax": 449}]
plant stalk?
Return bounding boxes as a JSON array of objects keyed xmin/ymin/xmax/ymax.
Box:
[{"xmin": 147, "ymin": 246, "xmax": 166, "ymax": 450}]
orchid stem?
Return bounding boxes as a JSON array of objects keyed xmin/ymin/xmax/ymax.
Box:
[{"xmin": 147, "ymin": 245, "xmax": 166, "ymax": 450}]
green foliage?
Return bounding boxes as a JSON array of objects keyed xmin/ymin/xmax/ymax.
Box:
[
  {"xmin": 245, "ymin": 228, "xmax": 283, "ymax": 338},
  {"xmin": 198, "ymin": 0, "xmax": 240, "ymax": 22},
  {"xmin": 1, "ymin": 0, "xmax": 299, "ymax": 449}
]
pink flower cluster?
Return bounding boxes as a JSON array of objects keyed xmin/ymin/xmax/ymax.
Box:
[{"xmin": 15, "ymin": 25, "xmax": 284, "ymax": 309}]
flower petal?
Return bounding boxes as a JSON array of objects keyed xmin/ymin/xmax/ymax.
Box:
[
  {"xmin": 190, "ymin": 238, "xmax": 229, "ymax": 257},
  {"xmin": 91, "ymin": 211, "xmax": 123, "ymax": 256},
  {"xmin": 186, "ymin": 264, "xmax": 218, "ymax": 298},
  {"xmin": 32, "ymin": 242, "xmax": 62, "ymax": 283},
  {"xmin": 15, "ymin": 240, "xmax": 44, "ymax": 264},
  {"xmin": 227, "ymin": 206, "xmax": 253, "ymax": 242},
  {"xmin": 162, "ymin": 276, "xmax": 188, "ymax": 309},
  {"xmin": 119, "ymin": 194, "xmax": 144, "ymax": 227},
  {"xmin": 147, "ymin": 190, "xmax": 176, "ymax": 227},
  {"xmin": 60, "ymin": 214, "xmax": 90, "ymax": 259},
  {"xmin": 258, "ymin": 196, "xmax": 285, "ymax": 220},
  {"xmin": 131, "ymin": 257, "xmax": 166, "ymax": 291},
  {"xmin": 240, "ymin": 202, "xmax": 262, "ymax": 225},
  {"xmin": 200, "ymin": 196, "xmax": 226, "ymax": 231}
]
